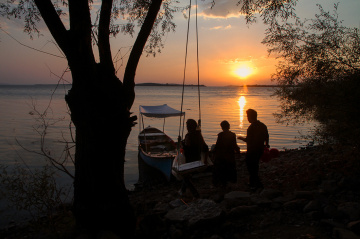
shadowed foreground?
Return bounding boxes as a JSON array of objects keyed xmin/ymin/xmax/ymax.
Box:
[{"xmin": 1, "ymin": 145, "xmax": 360, "ymax": 239}]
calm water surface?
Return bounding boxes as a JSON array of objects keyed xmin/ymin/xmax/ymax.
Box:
[{"xmin": 0, "ymin": 85, "xmax": 314, "ymax": 190}]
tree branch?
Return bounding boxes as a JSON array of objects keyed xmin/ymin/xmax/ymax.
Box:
[
  {"xmin": 123, "ymin": 0, "xmax": 163, "ymax": 109},
  {"xmin": 33, "ymin": 0, "xmax": 68, "ymax": 54},
  {"xmin": 68, "ymin": 0, "xmax": 94, "ymax": 60},
  {"xmin": 98, "ymin": 0, "xmax": 115, "ymax": 74},
  {"xmin": 68, "ymin": 0, "xmax": 92, "ymax": 36}
]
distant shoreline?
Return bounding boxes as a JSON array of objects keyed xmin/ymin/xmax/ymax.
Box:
[
  {"xmin": 135, "ymin": 83, "xmax": 206, "ymax": 87},
  {"xmin": 135, "ymin": 83, "xmax": 278, "ymax": 87},
  {"xmin": 0, "ymin": 83, "xmax": 279, "ymax": 87},
  {"xmin": 226, "ymin": 85, "xmax": 278, "ymax": 87}
]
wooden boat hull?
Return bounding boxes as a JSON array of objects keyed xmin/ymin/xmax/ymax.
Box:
[
  {"xmin": 138, "ymin": 149, "xmax": 175, "ymax": 181},
  {"xmin": 138, "ymin": 127, "xmax": 177, "ymax": 181}
]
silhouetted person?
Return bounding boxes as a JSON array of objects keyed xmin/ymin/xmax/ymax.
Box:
[
  {"xmin": 180, "ymin": 119, "xmax": 208, "ymax": 198},
  {"xmin": 212, "ymin": 120, "xmax": 240, "ymax": 187},
  {"xmin": 238, "ymin": 109, "xmax": 269, "ymax": 191}
]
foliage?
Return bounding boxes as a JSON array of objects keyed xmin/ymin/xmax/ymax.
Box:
[
  {"xmin": 0, "ymin": 0, "xmax": 183, "ymax": 56},
  {"xmin": 0, "ymin": 162, "xmax": 72, "ymax": 232},
  {"xmin": 262, "ymin": 3, "xmax": 360, "ymax": 146},
  {"xmin": 237, "ymin": 0, "xmax": 298, "ymax": 25}
]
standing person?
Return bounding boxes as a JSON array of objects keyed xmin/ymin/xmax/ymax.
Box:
[
  {"xmin": 238, "ymin": 109, "xmax": 269, "ymax": 191},
  {"xmin": 212, "ymin": 120, "xmax": 240, "ymax": 187},
  {"xmin": 180, "ymin": 119, "xmax": 209, "ymax": 198}
]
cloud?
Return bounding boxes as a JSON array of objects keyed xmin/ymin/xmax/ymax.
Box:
[
  {"xmin": 199, "ymin": 0, "xmax": 244, "ymax": 19},
  {"xmin": 219, "ymin": 57, "xmax": 253, "ymax": 65},
  {"xmin": 210, "ymin": 26, "xmax": 223, "ymax": 30},
  {"xmin": 209, "ymin": 24, "xmax": 232, "ymax": 30},
  {"xmin": 221, "ymin": 55, "xmax": 279, "ymax": 66}
]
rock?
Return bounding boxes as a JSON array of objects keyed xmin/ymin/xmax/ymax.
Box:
[
  {"xmin": 168, "ymin": 225, "xmax": 183, "ymax": 239},
  {"xmin": 153, "ymin": 202, "xmax": 171, "ymax": 214},
  {"xmin": 319, "ymin": 180, "xmax": 339, "ymax": 194},
  {"xmin": 333, "ymin": 227, "xmax": 360, "ymax": 239},
  {"xmin": 321, "ymin": 219, "xmax": 346, "ymax": 229},
  {"xmin": 250, "ymin": 194, "xmax": 272, "ymax": 207},
  {"xmin": 338, "ymin": 202, "xmax": 360, "ymax": 221},
  {"xmin": 260, "ymin": 188, "xmax": 283, "ymax": 199},
  {"xmin": 294, "ymin": 191, "xmax": 314, "ymax": 200},
  {"xmin": 341, "ymin": 176, "xmax": 360, "ymax": 191},
  {"xmin": 138, "ymin": 214, "xmax": 165, "ymax": 236},
  {"xmin": 164, "ymin": 199, "xmax": 223, "ymax": 228},
  {"xmin": 306, "ymin": 211, "xmax": 323, "ymax": 220},
  {"xmin": 270, "ymin": 195, "xmax": 295, "ymax": 209},
  {"xmin": 324, "ymin": 204, "xmax": 346, "ymax": 220},
  {"xmin": 228, "ymin": 205, "xmax": 259, "ymax": 218},
  {"xmin": 169, "ymin": 199, "xmax": 186, "ymax": 208},
  {"xmin": 221, "ymin": 191, "xmax": 251, "ymax": 209},
  {"xmin": 303, "ymin": 200, "xmax": 321, "ymax": 213},
  {"xmin": 348, "ymin": 221, "xmax": 360, "ymax": 235},
  {"xmin": 270, "ymin": 201, "xmax": 283, "ymax": 209},
  {"xmin": 283, "ymin": 199, "xmax": 308, "ymax": 211},
  {"xmin": 224, "ymin": 191, "xmax": 250, "ymax": 200},
  {"xmin": 209, "ymin": 193, "xmax": 224, "ymax": 203},
  {"xmin": 273, "ymin": 194, "xmax": 296, "ymax": 203}
]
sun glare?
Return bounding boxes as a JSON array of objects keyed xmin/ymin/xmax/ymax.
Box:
[{"xmin": 235, "ymin": 66, "xmax": 252, "ymax": 78}]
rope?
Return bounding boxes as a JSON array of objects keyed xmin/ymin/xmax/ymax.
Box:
[
  {"xmin": 178, "ymin": 0, "xmax": 202, "ymax": 143},
  {"xmin": 178, "ymin": 0, "xmax": 192, "ymax": 141},
  {"xmin": 195, "ymin": 0, "xmax": 202, "ymax": 127}
]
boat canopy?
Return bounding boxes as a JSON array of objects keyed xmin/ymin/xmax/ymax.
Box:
[{"xmin": 139, "ymin": 104, "xmax": 184, "ymax": 118}]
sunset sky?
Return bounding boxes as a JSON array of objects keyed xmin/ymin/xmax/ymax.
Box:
[{"xmin": 0, "ymin": 0, "xmax": 359, "ymax": 86}]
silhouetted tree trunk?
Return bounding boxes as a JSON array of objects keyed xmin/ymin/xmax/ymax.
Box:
[{"xmin": 33, "ymin": 0, "xmax": 163, "ymax": 236}]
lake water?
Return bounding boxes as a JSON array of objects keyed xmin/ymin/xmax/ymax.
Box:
[{"xmin": 0, "ymin": 84, "xmax": 314, "ymax": 190}]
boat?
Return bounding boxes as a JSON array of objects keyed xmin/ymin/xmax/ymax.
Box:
[{"xmin": 138, "ymin": 104, "xmax": 184, "ymax": 181}]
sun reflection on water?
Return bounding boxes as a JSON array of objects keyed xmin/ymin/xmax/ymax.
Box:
[{"xmin": 238, "ymin": 96, "xmax": 246, "ymax": 129}]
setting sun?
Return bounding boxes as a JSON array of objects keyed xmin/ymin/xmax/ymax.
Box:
[{"xmin": 235, "ymin": 66, "xmax": 252, "ymax": 78}]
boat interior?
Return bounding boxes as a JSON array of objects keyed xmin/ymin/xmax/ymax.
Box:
[{"xmin": 139, "ymin": 131, "xmax": 177, "ymax": 156}]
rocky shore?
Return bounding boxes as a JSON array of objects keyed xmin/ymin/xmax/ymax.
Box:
[
  {"xmin": 1, "ymin": 145, "xmax": 360, "ymax": 239},
  {"xmin": 131, "ymin": 145, "xmax": 360, "ymax": 239}
]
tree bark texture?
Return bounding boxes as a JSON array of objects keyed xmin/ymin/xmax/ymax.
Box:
[{"xmin": 65, "ymin": 65, "xmax": 136, "ymax": 236}]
